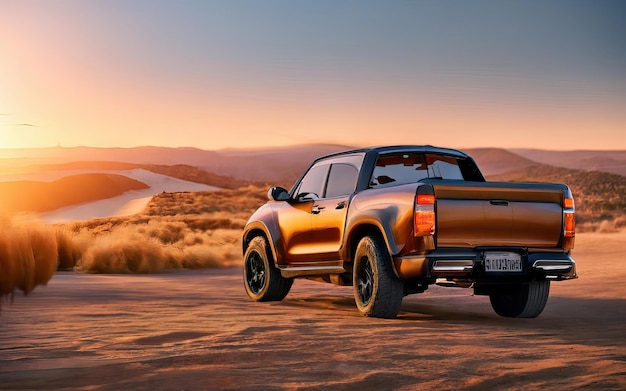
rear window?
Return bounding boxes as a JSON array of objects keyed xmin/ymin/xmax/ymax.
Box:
[{"xmin": 370, "ymin": 152, "xmax": 481, "ymax": 187}]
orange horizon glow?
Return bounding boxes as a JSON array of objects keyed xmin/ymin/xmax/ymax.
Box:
[{"xmin": 1, "ymin": 2, "xmax": 624, "ymax": 152}]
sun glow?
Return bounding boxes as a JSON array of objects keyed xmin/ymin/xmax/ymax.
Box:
[
  {"xmin": 0, "ymin": 2, "xmax": 624, "ymax": 151},
  {"xmin": 0, "ymin": 128, "xmax": 16, "ymax": 149}
]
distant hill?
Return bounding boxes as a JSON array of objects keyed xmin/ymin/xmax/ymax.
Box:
[
  {"xmin": 5, "ymin": 144, "xmax": 625, "ymax": 183},
  {"xmin": 216, "ymin": 143, "xmax": 354, "ymax": 183},
  {"xmin": 511, "ymin": 149, "xmax": 626, "ymax": 177},
  {"xmin": 0, "ymin": 144, "xmax": 353, "ymax": 185},
  {"xmin": 3, "ymin": 145, "xmax": 626, "ymax": 226},
  {"xmin": 0, "ymin": 173, "xmax": 148, "ymax": 214},
  {"xmin": 463, "ymin": 148, "xmax": 536, "ymax": 177},
  {"xmin": 491, "ymin": 163, "xmax": 626, "ymax": 224},
  {"xmin": 27, "ymin": 161, "xmax": 250, "ymax": 189}
]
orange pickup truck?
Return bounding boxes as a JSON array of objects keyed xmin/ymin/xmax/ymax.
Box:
[{"xmin": 242, "ymin": 146, "xmax": 577, "ymax": 318}]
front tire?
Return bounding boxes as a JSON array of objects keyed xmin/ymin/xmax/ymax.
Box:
[
  {"xmin": 353, "ymin": 236, "xmax": 404, "ymax": 318},
  {"xmin": 489, "ymin": 281, "xmax": 550, "ymax": 318},
  {"xmin": 243, "ymin": 237, "xmax": 293, "ymax": 302}
]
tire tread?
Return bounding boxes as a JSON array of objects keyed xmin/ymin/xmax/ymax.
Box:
[
  {"xmin": 244, "ymin": 237, "xmax": 293, "ymax": 302},
  {"xmin": 354, "ymin": 235, "xmax": 403, "ymax": 318}
]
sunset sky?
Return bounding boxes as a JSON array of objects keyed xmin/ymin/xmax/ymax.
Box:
[{"xmin": 1, "ymin": 1, "xmax": 624, "ymax": 151}]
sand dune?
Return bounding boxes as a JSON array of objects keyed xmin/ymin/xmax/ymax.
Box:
[{"xmin": 25, "ymin": 169, "xmax": 220, "ymax": 223}]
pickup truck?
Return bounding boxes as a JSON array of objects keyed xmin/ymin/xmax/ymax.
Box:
[{"xmin": 242, "ymin": 146, "xmax": 577, "ymax": 318}]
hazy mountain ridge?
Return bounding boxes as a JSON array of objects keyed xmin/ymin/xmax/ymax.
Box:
[
  {"xmin": 464, "ymin": 148, "xmax": 537, "ymax": 176},
  {"xmin": 512, "ymin": 149, "xmax": 626, "ymax": 177},
  {"xmin": 0, "ymin": 144, "xmax": 554, "ymax": 183},
  {"xmin": 3, "ymin": 144, "xmax": 626, "ymax": 226},
  {"xmin": 0, "ymin": 144, "xmax": 352, "ymax": 184}
]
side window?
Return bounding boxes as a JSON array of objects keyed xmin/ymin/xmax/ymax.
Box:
[
  {"xmin": 325, "ymin": 163, "xmax": 359, "ymax": 198},
  {"xmin": 294, "ymin": 164, "xmax": 329, "ymax": 200}
]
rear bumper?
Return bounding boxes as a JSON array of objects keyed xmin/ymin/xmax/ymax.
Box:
[{"xmin": 393, "ymin": 248, "xmax": 577, "ymax": 281}]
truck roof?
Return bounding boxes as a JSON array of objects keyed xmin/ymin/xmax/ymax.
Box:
[{"xmin": 313, "ymin": 145, "xmax": 472, "ymax": 162}]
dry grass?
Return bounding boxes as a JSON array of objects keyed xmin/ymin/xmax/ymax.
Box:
[
  {"xmin": 1, "ymin": 185, "xmax": 267, "ymax": 302},
  {"xmin": 578, "ymin": 216, "xmax": 626, "ymax": 233},
  {"xmin": 62, "ymin": 185, "xmax": 266, "ymax": 274},
  {"xmin": 0, "ymin": 217, "xmax": 77, "ymax": 303}
]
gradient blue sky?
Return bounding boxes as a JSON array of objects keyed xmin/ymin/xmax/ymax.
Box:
[{"xmin": 1, "ymin": 0, "xmax": 624, "ymax": 151}]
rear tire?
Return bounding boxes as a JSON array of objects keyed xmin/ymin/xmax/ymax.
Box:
[
  {"xmin": 489, "ymin": 281, "xmax": 550, "ymax": 318},
  {"xmin": 353, "ymin": 236, "xmax": 404, "ymax": 318},
  {"xmin": 243, "ymin": 237, "xmax": 293, "ymax": 302}
]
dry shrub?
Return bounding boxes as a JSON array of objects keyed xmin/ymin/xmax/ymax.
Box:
[
  {"xmin": 219, "ymin": 244, "xmax": 244, "ymax": 267},
  {"xmin": 145, "ymin": 221, "xmax": 187, "ymax": 244},
  {"xmin": 78, "ymin": 229, "xmax": 172, "ymax": 273},
  {"xmin": 76, "ymin": 228, "xmax": 242, "ymax": 273},
  {"xmin": 182, "ymin": 232, "xmax": 204, "ymax": 246},
  {"xmin": 596, "ymin": 220, "xmax": 619, "ymax": 234},
  {"xmin": 182, "ymin": 211, "xmax": 247, "ymax": 231},
  {"xmin": 198, "ymin": 229, "xmax": 242, "ymax": 267},
  {"xmin": 56, "ymin": 228, "xmax": 81, "ymax": 270},
  {"xmin": 0, "ymin": 218, "xmax": 58, "ymax": 301},
  {"xmin": 179, "ymin": 245, "xmax": 224, "ymax": 269},
  {"xmin": 28, "ymin": 226, "xmax": 59, "ymax": 287},
  {"xmin": 613, "ymin": 216, "xmax": 626, "ymax": 230},
  {"xmin": 61, "ymin": 188, "xmax": 267, "ymax": 274}
]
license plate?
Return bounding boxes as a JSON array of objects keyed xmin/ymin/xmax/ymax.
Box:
[{"xmin": 484, "ymin": 252, "xmax": 522, "ymax": 272}]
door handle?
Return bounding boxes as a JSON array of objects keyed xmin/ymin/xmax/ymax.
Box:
[
  {"xmin": 489, "ymin": 200, "xmax": 509, "ymax": 206},
  {"xmin": 311, "ymin": 205, "xmax": 325, "ymax": 214},
  {"xmin": 336, "ymin": 201, "xmax": 346, "ymax": 210}
]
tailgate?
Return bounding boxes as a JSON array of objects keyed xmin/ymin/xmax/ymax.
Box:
[{"xmin": 433, "ymin": 182, "xmax": 566, "ymax": 248}]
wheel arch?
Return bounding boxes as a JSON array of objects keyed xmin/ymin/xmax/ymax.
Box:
[
  {"xmin": 344, "ymin": 221, "xmax": 407, "ymax": 281},
  {"xmin": 242, "ymin": 222, "xmax": 283, "ymax": 267},
  {"xmin": 345, "ymin": 223, "xmax": 390, "ymax": 263}
]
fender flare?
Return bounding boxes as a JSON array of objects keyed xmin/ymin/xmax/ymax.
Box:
[{"xmin": 243, "ymin": 220, "xmax": 286, "ymax": 267}]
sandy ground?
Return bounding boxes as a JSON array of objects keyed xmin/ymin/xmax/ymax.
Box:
[
  {"xmin": 11, "ymin": 169, "xmax": 221, "ymax": 223},
  {"xmin": 1, "ymin": 232, "xmax": 625, "ymax": 391}
]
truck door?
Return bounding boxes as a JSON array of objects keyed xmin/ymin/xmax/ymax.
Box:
[
  {"xmin": 279, "ymin": 163, "xmax": 329, "ymax": 263},
  {"xmin": 310, "ymin": 162, "xmax": 359, "ymax": 260}
]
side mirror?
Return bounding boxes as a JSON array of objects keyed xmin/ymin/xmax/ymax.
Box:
[{"xmin": 267, "ymin": 186, "xmax": 290, "ymax": 201}]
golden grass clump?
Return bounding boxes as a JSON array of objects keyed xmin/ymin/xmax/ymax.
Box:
[
  {"xmin": 56, "ymin": 227, "xmax": 82, "ymax": 270},
  {"xmin": 613, "ymin": 216, "xmax": 626, "ymax": 230},
  {"xmin": 577, "ymin": 216, "xmax": 626, "ymax": 233},
  {"xmin": 74, "ymin": 224, "xmax": 244, "ymax": 273},
  {"xmin": 596, "ymin": 220, "xmax": 619, "ymax": 234},
  {"xmin": 78, "ymin": 229, "xmax": 172, "ymax": 273},
  {"xmin": 0, "ymin": 217, "xmax": 60, "ymax": 301},
  {"xmin": 64, "ymin": 186, "xmax": 267, "ymax": 274},
  {"xmin": 140, "ymin": 220, "xmax": 188, "ymax": 244}
]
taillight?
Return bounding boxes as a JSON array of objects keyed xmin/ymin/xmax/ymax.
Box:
[
  {"xmin": 563, "ymin": 197, "xmax": 575, "ymax": 238},
  {"xmin": 414, "ymin": 193, "xmax": 435, "ymax": 236},
  {"xmin": 564, "ymin": 212, "xmax": 575, "ymax": 237},
  {"xmin": 563, "ymin": 196, "xmax": 575, "ymax": 249},
  {"xmin": 417, "ymin": 194, "xmax": 435, "ymax": 204}
]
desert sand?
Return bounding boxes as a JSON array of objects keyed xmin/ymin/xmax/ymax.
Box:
[
  {"xmin": 27, "ymin": 169, "xmax": 220, "ymax": 223},
  {"xmin": 1, "ymin": 232, "xmax": 625, "ymax": 390}
]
